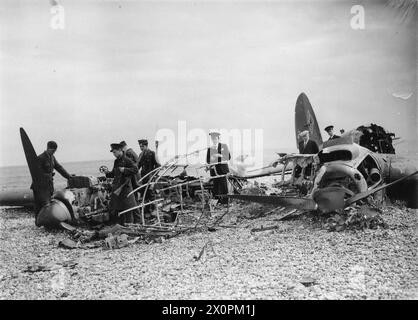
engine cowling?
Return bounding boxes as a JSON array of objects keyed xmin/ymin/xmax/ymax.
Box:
[
  {"xmin": 313, "ymin": 163, "xmax": 368, "ymax": 195},
  {"xmin": 36, "ymin": 199, "xmax": 73, "ymax": 228}
]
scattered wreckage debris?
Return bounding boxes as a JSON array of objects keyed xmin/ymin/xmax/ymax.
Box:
[
  {"xmin": 324, "ymin": 205, "xmax": 389, "ymax": 232},
  {"xmin": 58, "ymin": 238, "xmax": 78, "ymax": 249},
  {"xmin": 299, "ymin": 276, "xmax": 318, "ymax": 287},
  {"xmin": 24, "ymin": 259, "xmax": 78, "ymax": 273},
  {"xmin": 193, "ymin": 240, "xmax": 216, "ymax": 261}
]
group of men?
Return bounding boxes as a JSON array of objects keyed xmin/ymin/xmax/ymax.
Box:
[
  {"xmin": 33, "ymin": 124, "xmax": 340, "ymax": 225},
  {"xmin": 33, "ymin": 132, "xmax": 231, "ymax": 225},
  {"xmin": 104, "ymin": 139, "xmax": 160, "ymax": 225},
  {"xmin": 32, "ymin": 139, "xmax": 160, "ymax": 225},
  {"xmin": 298, "ymin": 124, "xmax": 341, "ymax": 154}
]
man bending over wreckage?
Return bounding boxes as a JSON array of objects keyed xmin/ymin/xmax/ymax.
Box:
[{"xmin": 103, "ymin": 143, "xmax": 141, "ymax": 225}]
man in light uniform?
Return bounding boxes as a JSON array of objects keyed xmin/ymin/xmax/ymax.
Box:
[{"xmin": 206, "ymin": 131, "xmax": 231, "ymax": 204}]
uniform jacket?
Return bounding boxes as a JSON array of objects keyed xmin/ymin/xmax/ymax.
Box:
[
  {"xmin": 137, "ymin": 149, "xmax": 160, "ymax": 178},
  {"xmin": 106, "ymin": 155, "xmax": 138, "ymax": 211},
  {"xmin": 124, "ymin": 148, "xmax": 140, "ymax": 187},
  {"xmin": 298, "ymin": 140, "xmax": 319, "ymax": 154},
  {"xmin": 32, "ymin": 151, "xmax": 70, "ymax": 194},
  {"xmin": 125, "ymin": 148, "xmax": 139, "ymax": 164},
  {"xmin": 328, "ymin": 134, "xmax": 341, "ymax": 141},
  {"xmin": 206, "ymin": 143, "xmax": 231, "ymax": 176},
  {"xmin": 38, "ymin": 151, "xmax": 71, "ymax": 180}
]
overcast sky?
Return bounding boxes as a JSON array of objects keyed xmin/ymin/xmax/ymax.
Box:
[{"xmin": 0, "ymin": 0, "xmax": 416, "ymax": 167}]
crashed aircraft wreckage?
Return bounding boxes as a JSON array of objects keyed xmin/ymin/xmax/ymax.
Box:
[
  {"xmin": 224, "ymin": 92, "xmax": 418, "ymax": 212},
  {"xmin": 0, "ymin": 93, "xmax": 417, "ymax": 231},
  {"xmin": 10, "ymin": 129, "xmax": 246, "ymax": 229}
]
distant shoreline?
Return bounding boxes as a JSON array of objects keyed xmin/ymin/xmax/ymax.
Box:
[{"xmin": 0, "ymin": 159, "xmax": 112, "ymax": 169}]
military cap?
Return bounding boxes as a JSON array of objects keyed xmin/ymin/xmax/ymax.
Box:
[
  {"xmin": 119, "ymin": 141, "xmax": 127, "ymax": 147},
  {"xmin": 138, "ymin": 139, "xmax": 148, "ymax": 146},
  {"xmin": 209, "ymin": 131, "xmax": 220, "ymax": 137},
  {"xmin": 299, "ymin": 130, "xmax": 309, "ymax": 138},
  {"xmin": 324, "ymin": 125, "xmax": 334, "ymax": 132},
  {"xmin": 110, "ymin": 143, "xmax": 123, "ymax": 152},
  {"xmin": 47, "ymin": 141, "xmax": 58, "ymax": 150}
]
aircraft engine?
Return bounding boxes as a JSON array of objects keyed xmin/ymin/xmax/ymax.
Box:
[
  {"xmin": 35, "ymin": 175, "xmax": 111, "ymax": 228},
  {"xmin": 66, "ymin": 175, "xmax": 110, "ymax": 223},
  {"xmin": 314, "ymin": 163, "xmax": 368, "ymax": 195}
]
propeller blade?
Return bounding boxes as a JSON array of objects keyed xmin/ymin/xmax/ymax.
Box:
[
  {"xmin": 345, "ymin": 170, "xmax": 418, "ymax": 207},
  {"xmin": 20, "ymin": 128, "xmax": 51, "ymax": 205},
  {"xmin": 225, "ymin": 194, "xmax": 318, "ymax": 211}
]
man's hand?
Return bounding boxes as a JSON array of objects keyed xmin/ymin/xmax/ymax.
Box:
[{"xmin": 119, "ymin": 167, "xmax": 125, "ymax": 173}]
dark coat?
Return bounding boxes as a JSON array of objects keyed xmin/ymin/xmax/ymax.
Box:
[
  {"xmin": 298, "ymin": 140, "xmax": 319, "ymax": 154},
  {"xmin": 137, "ymin": 149, "xmax": 160, "ymax": 179},
  {"xmin": 206, "ymin": 143, "xmax": 231, "ymax": 176},
  {"xmin": 106, "ymin": 155, "xmax": 138, "ymax": 212},
  {"xmin": 38, "ymin": 151, "xmax": 70, "ymax": 179},
  {"xmin": 125, "ymin": 148, "xmax": 139, "ymax": 164},
  {"xmin": 32, "ymin": 151, "xmax": 70, "ymax": 195},
  {"xmin": 124, "ymin": 148, "xmax": 140, "ymax": 187},
  {"xmin": 328, "ymin": 134, "xmax": 341, "ymax": 141}
]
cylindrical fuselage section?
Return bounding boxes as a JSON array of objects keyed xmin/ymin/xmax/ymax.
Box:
[
  {"xmin": 382, "ymin": 155, "xmax": 418, "ymax": 208},
  {"xmin": 0, "ymin": 189, "xmax": 34, "ymax": 207}
]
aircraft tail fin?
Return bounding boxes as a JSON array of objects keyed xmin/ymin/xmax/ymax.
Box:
[{"xmin": 294, "ymin": 93, "xmax": 323, "ymax": 148}]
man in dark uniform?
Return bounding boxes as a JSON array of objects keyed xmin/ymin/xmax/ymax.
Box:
[
  {"xmin": 120, "ymin": 141, "xmax": 139, "ymax": 163},
  {"xmin": 298, "ymin": 130, "xmax": 319, "ymax": 154},
  {"xmin": 206, "ymin": 131, "xmax": 231, "ymax": 204},
  {"xmin": 120, "ymin": 141, "xmax": 140, "ymax": 197},
  {"xmin": 137, "ymin": 139, "xmax": 160, "ymax": 217},
  {"xmin": 104, "ymin": 143, "xmax": 139, "ymax": 225},
  {"xmin": 324, "ymin": 125, "xmax": 341, "ymax": 141},
  {"xmin": 297, "ymin": 131, "xmax": 319, "ymax": 178},
  {"xmin": 31, "ymin": 141, "xmax": 73, "ymax": 222}
]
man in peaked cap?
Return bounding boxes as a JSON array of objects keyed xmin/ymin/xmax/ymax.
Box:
[
  {"xmin": 324, "ymin": 125, "xmax": 340, "ymax": 141},
  {"xmin": 31, "ymin": 140, "xmax": 74, "ymax": 222},
  {"xmin": 206, "ymin": 131, "xmax": 231, "ymax": 204},
  {"xmin": 298, "ymin": 130, "xmax": 319, "ymax": 154},
  {"xmin": 137, "ymin": 139, "xmax": 160, "ymax": 219},
  {"xmin": 103, "ymin": 143, "xmax": 140, "ymax": 225}
]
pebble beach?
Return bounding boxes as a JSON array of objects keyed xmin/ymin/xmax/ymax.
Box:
[{"xmin": 1, "ymin": 203, "xmax": 416, "ymax": 300}]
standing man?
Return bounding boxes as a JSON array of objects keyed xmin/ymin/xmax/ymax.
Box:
[
  {"xmin": 298, "ymin": 131, "xmax": 319, "ymax": 154},
  {"xmin": 120, "ymin": 141, "xmax": 139, "ymax": 164},
  {"xmin": 297, "ymin": 131, "xmax": 319, "ymax": 179},
  {"xmin": 120, "ymin": 141, "xmax": 140, "ymax": 196},
  {"xmin": 206, "ymin": 131, "xmax": 231, "ymax": 204},
  {"xmin": 32, "ymin": 141, "xmax": 73, "ymax": 222},
  {"xmin": 104, "ymin": 143, "xmax": 139, "ymax": 225},
  {"xmin": 137, "ymin": 139, "xmax": 160, "ymax": 218},
  {"xmin": 324, "ymin": 125, "xmax": 340, "ymax": 141}
]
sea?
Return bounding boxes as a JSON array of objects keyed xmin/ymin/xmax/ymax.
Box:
[
  {"xmin": 0, "ymin": 149, "xmax": 282, "ymax": 191},
  {"xmin": 0, "ymin": 160, "xmax": 114, "ymax": 191}
]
